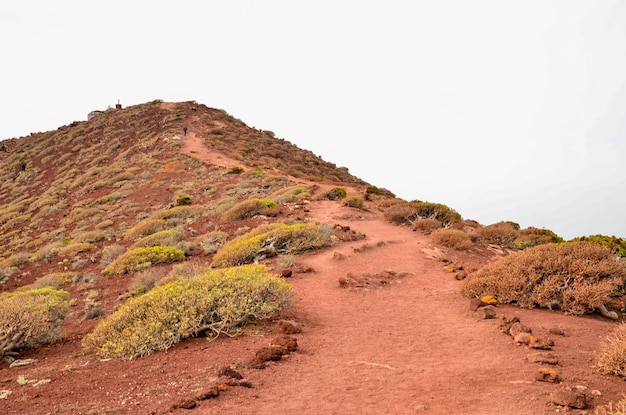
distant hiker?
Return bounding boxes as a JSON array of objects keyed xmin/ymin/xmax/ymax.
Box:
[{"xmin": 183, "ymin": 127, "xmax": 188, "ymax": 136}]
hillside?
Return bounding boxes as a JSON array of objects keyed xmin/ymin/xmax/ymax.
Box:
[{"xmin": 1, "ymin": 101, "xmax": 625, "ymax": 414}]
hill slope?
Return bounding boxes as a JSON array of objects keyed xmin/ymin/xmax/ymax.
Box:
[{"xmin": 0, "ymin": 101, "xmax": 625, "ymax": 414}]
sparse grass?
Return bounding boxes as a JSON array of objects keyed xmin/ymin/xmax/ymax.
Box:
[
  {"xmin": 594, "ymin": 324, "xmax": 626, "ymax": 378},
  {"xmin": 413, "ymin": 218, "xmax": 443, "ymax": 234},
  {"xmin": 431, "ymin": 229, "xmax": 473, "ymax": 250},
  {"xmin": 200, "ymin": 231, "xmax": 229, "ymax": 254},
  {"xmin": 594, "ymin": 395, "xmax": 626, "ymax": 415},
  {"xmin": 99, "ymin": 244, "xmax": 126, "ymax": 267},
  {"xmin": 82, "ymin": 264, "xmax": 292, "ymax": 359},
  {"xmin": 220, "ymin": 198, "xmax": 279, "ymax": 222},
  {"xmin": 461, "ymin": 241, "xmax": 626, "ymax": 315},
  {"xmin": 268, "ymin": 183, "xmax": 310, "ymax": 203}
]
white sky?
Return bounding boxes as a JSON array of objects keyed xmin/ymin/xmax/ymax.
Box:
[{"xmin": 1, "ymin": 1, "xmax": 625, "ymax": 240}]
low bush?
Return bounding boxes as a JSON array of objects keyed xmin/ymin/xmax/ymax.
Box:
[
  {"xmin": 268, "ymin": 184, "xmax": 310, "ymax": 203},
  {"xmin": 431, "ymin": 229, "xmax": 473, "ymax": 250},
  {"xmin": 320, "ymin": 187, "xmax": 347, "ymax": 200},
  {"xmin": 211, "ymin": 222, "xmax": 332, "ymax": 268},
  {"xmin": 58, "ymin": 242, "xmax": 95, "ymax": 257},
  {"xmin": 476, "ymin": 221, "xmax": 519, "ymax": 248},
  {"xmin": 343, "ymin": 196, "xmax": 365, "ymax": 209},
  {"xmin": 149, "ymin": 205, "xmax": 205, "ymax": 221},
  {"xmin": 220, "ymin": 199, "xmax": 279, "ymax": 222},
  {"xmin": 129, "ymin": 229, "xmax": 185, "ymax": 249},
  {"xmin": 383, "ymin": 200, "xmax": 462, "ymax": 228},
  {"xmin": 124, "ymin": 219, "xmax": 168, "ymax": 241},
  {"xmin": 574, "ymin": 234, "xmax": 626, "ymax": 258},
  {"xmin": 413, "ymin": 218, "xmax": 443, "ymax": 234},
  {"xmin": 594, "ymin": 323, "xmax": 626, "ymax": 379},
  {"xmin": 200, "ymin": 230, "xmax": 229, "ymax": 254},
  {"xmin": 19, "ymin": 272, "xmax": 77, "ymax": 290},
  {"xmin": 461, "ymin": 241, "xmax": 626, "ymax": 315},
  {"xmin": 100, "ymin": 244, "xmax": 126, "ymax": 266},
  {"xmin": 514, "ymin": 227, "xmax": 563, "ymax": 250},
  {"xmin": 0, "ymin": 287, "xmax": 70, "ymax": 358},
  {"xmin": 82, "ymin": 264, "xmax": 292, "ymax": 359},
  {"xmin": 175, "ymin": 195, "xmax": 192, "ymax": 206},
  {"xmin": 103, "ymin": 246, "xmax": 186, "ymax": 275}
]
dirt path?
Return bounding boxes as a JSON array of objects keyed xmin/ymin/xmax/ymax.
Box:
[
  {"xmin": 175, "ymin": 132, "xmax": 623, "ymax": 415},
  {"xmin": 181, "ymin": 131, "xmax": 243, "ymax": 170}
]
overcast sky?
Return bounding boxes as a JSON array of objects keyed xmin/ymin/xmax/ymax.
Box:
[{"xmin": 1, "ymin": 1, "xmax": 625, "ymax": 240}]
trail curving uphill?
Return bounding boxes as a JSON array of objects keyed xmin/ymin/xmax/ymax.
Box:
[{"xmin": 178, "ymin": 135, "xmax": 622, "ymax": 414}]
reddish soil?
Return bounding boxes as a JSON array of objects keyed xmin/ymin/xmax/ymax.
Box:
[{"xmin": 2, "ymin": 132, "xmax": 625, "ymax": 415}]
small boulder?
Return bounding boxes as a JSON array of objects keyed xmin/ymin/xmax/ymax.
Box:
[
  {"xmin": 509, "ymin": 322, "xmax": 532, "ymax": 338},
  {"xmin": 277, "ymin": 319, "xmax": 302, "ymax": 334},
  {"xmin": 476, "ymin": 305, "xmax": 497, "ymax": 319},
  {"xmin": 549, "ymin": 327, "xmax": 565, "ymax": 336},
  {"xmin": 280, "ymin": 269, "xmax": 293, "ymax": 278},
  {"xmin": 526, "ymin": 352, "xmax": 559, "ymax": 365},
  {"xmin": 255, "ymin": 346, "xmax": 286, "ymax": 362},
  {"xmin": 514, "ymin": 332, "xmax": 532, "ymax": 345},
  {"xmin": 218, "ymin": 367, "xmax": 243, "ymax": 380},
  {"xmin": 270, "ymin": 335, "xmax": 298, "ymax": 352},
  {"xmin": 171, "ymin": 398, "xmax": 197, "ymax": 410},
  {"xmin": 529, "ymin": 337, "xmax": 554, "ymax": 350},
  {"xmin": 535, "ymin": 367, "xmax": 561, "ymax": 383},
  {"xmin": 198, "ymin": 386, "xmax": 220, "ymax": 400},
  {"xmin": 549, "ymin": 387, "xmax": 586, "ymax": 409},
  {"xmin": 499, "ymin": 315, "xmax": 520, "ymax": 335}
]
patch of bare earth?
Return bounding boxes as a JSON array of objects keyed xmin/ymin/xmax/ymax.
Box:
[{"xmin": 2, "ymin": 133, "xmax": 625, "ymax": 415}]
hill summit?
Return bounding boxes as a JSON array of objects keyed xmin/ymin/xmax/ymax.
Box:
[{"xmin": 0, "ymin": 100, "xmax": 375, "ymax": 285}]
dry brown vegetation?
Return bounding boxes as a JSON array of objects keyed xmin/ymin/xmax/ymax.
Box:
[{"xmin": 461, "ymin": 242, "xmax": 626, "ymax": 316}]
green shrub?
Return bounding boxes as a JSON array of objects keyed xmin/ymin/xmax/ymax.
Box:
[
  {"xmin": 82, "ymin": 264, "xmax": 292, "ymax": 359},
  {"xmin": 129, "ymin": 229, "xmax": 185, "ymax": 249},
  {"xmin": 212, "ymin": 222, "xmax": 332, "ymax": 268},
  {"xmin": 0, "ymin": 287, "xmax": 70, "ymax": 358},
  {"xmin": 594, "ymin": 323, "xmax": 626, "ymax": 379},
  {"xmin": 124, "ymin": 219, "xmax": 168, "ymax": 241},
  {"xmin": 365, "ymin": 186, "xmax": 396, "ymax": 200},
  {"xmin": 514, "ymin": 227, "xmax": 563, "ymax": 250},
  {"xmin": 461, "ymin": 241, "xmax": 626, "ymax": 315},
  {"xmin": 103, "ymin": 246, "xmax": 185, "ymax": 275},
  {"xmin": 343, "ymin": 196, "xmax": 365, "ymax": 209},
  {"xmin": 574, "ymin": 234, "xmax": 626, "ymax": 258},
  {"xmin": 431, "ymin": 229, "xmax": 473, "ymax": 250},
  {"xmin": 320, "ymin": 187, "xmax": 347, "ymax": 200},
  {"xmin": 227, "ymin": 166, "xmax": 244, "ymax": 174},
  {"xmin": 220, "ymin": 198, "xmax": 279, "ymax": 222},
  {"xmin": 175, "ymin": 195, "xmax": 192, "ymax": 206}
]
